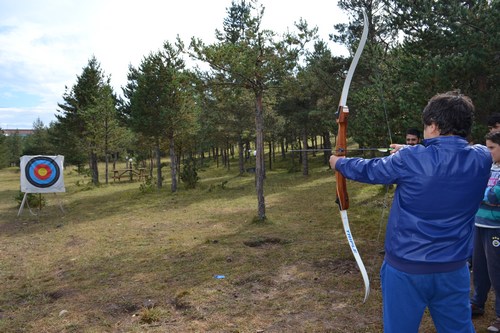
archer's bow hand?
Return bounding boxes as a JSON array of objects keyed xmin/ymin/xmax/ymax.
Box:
[{"xmin": 329, "ymin": 155, "xmax": 344, "ymax": 170}]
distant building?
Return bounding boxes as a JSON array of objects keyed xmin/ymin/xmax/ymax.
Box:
[{"xmin": 2, "ymin": 129, "xmax": 34, "ymax": 137}]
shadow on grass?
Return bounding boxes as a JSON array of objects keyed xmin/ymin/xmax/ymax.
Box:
[{"xmin": 0, "ymin": 166, "xmax": 334, "ymax": 238}]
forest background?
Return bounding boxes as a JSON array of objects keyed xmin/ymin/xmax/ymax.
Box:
[
  {"xmin": 1, "ymin": 1, "xmax": 498, "ymax": 202},
  {"xmin": 0, "ymin": 1, "xmax": 499, "ymax": 332}
]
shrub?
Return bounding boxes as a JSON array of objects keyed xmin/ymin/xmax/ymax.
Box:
[
  {"xmin": 14, "ymin": 191, "xmax": 46, "ymax": 209},
  {"xmin": 139, "ymin": 176, "xmax": 155, "ymax": 194},
  {"xmin": 180, "ymin": 157, "xmax": 199, "ymax": 189}
]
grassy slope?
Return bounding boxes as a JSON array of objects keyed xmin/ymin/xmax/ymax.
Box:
[{"xmin": 0, "ymin": 157, "xmax": 494, "ymax": 332}]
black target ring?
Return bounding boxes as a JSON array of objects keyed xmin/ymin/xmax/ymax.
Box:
[{"xmin": 25, "ymin": 156, "xmax": 61, "ymax": 188}]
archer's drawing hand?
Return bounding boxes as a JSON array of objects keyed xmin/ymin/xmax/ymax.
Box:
[{"xmin": 389, "ymin": 144, "xmax": 405, "ymax": 154}]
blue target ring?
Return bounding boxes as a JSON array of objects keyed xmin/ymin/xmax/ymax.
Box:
[{"xmin": 25, "ymin": 156, "xmax": 61, "ymax": 188}]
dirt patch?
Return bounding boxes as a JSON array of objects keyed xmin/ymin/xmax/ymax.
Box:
[
  {"xmin": 45, "ymin": 288, "xmax": 76, "ymax": 301},
  {"xmin": 243, "ymin": 236, "xmax": 289, "ymax": 247},
  {"xmin": 104, "ymin": 301, "xmax": 141, "ymax": 316},
  {"xmin": 313, "ymin": 258, "xmax": 360, "ymax": 275}
]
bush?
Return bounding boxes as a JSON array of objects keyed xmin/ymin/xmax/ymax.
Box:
[
  {"xmin": 180, "ymin": 157, "xmax": 199, "ymax": 189},
  {"xmin": 14, "ymin": 191, "xmax": 46, "ymax": 209},
  {"xmin": 139, "ymin": 176, "xmax": 155, "ymax": 194}
]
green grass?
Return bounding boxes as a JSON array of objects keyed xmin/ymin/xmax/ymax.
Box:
[{"xmin": 0, "ymin": 157, "xmax": 494, "ymax": 332}]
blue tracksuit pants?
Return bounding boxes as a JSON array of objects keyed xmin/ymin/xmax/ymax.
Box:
[{"xmin": 380, "ymin": 261, "xmax": 475, "ymax": 333}]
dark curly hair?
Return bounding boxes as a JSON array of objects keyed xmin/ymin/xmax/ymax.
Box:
[
  {"xmin": 406, "ymin": 128, "xmax": 421, "ymax": 138},
  {"xmin": 487, "ymin": 113, "xmax": 500, "ymax": 128},
  {"xmin": 422, "ymin": 91, "xmax": 474, "ymax": 138}
]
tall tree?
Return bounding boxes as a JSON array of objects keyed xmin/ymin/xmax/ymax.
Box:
[
  {"xmin": 332, "ymin": 0, "xmax": 500, "ymax": 144},
  {"xmin": 0, "ymin": 129, "xmax": 10, "ymax": 168},
  {"xmin": 82, "ymin": 85, "xmax": 129, "ymax": 184},
  {"xmin": 201, "ymin": 74, "xmax": 255, "ymax": 174},
  {"xmin": 190, "ymin": 0, "xmax": 316, "ymax": 220},
  {"xmin": 23, "ymin": 118, "xmax": 53, "ymax": 156},
  {"xmin": 332, "ymin": 1, "xmax": 399, "ymax": 148},
  {"xmin": 55, "ymin": 56, "xmax": 116, "ymax": 184},
  {"xmin": 49, "ymin": 121, "xmax": 87, "ymax": 169},
  {"xmin": 304, "ymin": 41, "xmax": 347, "ymax": 162},
  {"xmin": 5, "ymin": 130, "xmax": 24, "ymax": 167},
  {"xmin": 278, "ymin": 41, "xmax": 346, "ymax": 167},
  {"xmin": 276, "ymin": 73, "xmax": 315, "ymax": 175},
  {"xmin": 380, "ymin": 0, "xmax": 499, "ymax": 141},
  {"xmin": 122, "ymin": 41, "xmax": 197, "ymax": 192}
]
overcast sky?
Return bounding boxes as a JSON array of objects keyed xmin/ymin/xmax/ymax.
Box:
[{"xmin": 0, "ymin": 0, "xmax": 349, "ymax": 130}]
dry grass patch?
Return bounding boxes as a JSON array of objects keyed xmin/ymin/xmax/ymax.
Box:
[{"xmin": 0, "ymin": 159, "xmax": 496, "ymax": 332}]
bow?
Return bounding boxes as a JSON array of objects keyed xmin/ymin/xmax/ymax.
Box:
[{"xmin": 335, "ymin": 9, "xmax": 370, "ymax": 303}]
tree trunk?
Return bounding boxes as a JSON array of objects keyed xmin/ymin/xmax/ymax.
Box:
[
  {"xmin": 90, "ymin": 151, "xmax": 99, "ymax": 185},
  {"xmin": 281, "ymin": 139, "xmax": 286, "ymax": 159},
  {"xmin": 105, "ymin": 153, "xmax": 109, "ymax": 184},
  {"xmin": 155, "ymin": 143, "xmax": 162, "ymax": 189},
  {"xmin": 254, "ymin": 92, "xmax": 266, "ymax": 221},
  {"xmin": 177, "ymin": 146, "xmax": 182, "ymax": 186},
  {"xmin": 268, "ymin": 141, "xmax": 272, "ymax": 171},
  {"xmin": 238, "ymin": 135, "xmax": 245, "ymax": 175},
  {"xmin": 149, "ymin": 149, "xmax": 154, "ymax": 179},
  {"xmin": 301, "ymin": 128, "xmax": 308, "ymax": 176},
  {"xmin": 272, "ymin": 140, "xmax": 276, "ymax": 164},
  {"xmin": 169, "ymin": 135, "xmax": 177, "ymax": 193},
  {"xmin": 245, "ymin": 141, "xmax": 250, "ymax": 161},
  {"xmin": 323, "ymin": 132, "xmax": 332, "ymax": 165},
  {"xmin": 104, "ymin": 119, "xmax": 109, "ymax": 184},
  {"xmin": 225, "ymin": 140, "xmax": 230, "ymax": 171}
]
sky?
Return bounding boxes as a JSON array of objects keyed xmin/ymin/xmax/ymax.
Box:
[{"xmin": 0, "ymin": 0, "xmax": 350, "ymax": 130}]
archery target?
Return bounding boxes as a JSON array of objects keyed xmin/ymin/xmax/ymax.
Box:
[{"xmin": 20, "ymin": 155, "xmax": 65, "ymax": 193}]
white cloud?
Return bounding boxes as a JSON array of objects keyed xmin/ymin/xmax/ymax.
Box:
[{"xmin": 0, "ymin": 0, "xmax": 349, "ymax": 129}]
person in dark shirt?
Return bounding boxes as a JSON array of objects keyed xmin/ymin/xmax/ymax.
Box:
[{"xmin": 405, "ymin": 128, "xmax": 421, "ymax": 145}]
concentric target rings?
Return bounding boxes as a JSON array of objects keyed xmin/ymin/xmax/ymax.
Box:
[{"xmin": 25, "ymin": 156, "xmax": 61, "ymax": 188}]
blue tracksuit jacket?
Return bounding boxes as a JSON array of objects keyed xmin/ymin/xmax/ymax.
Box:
[{"xmin": 335, "ymin": 136, "xmax": 491, "ymax": 274}]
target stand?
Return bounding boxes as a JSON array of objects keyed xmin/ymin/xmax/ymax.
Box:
[
  {"xmin": 18, "ymin": 155, "xmax": 66, "ymax": 217},
  {"xmin": 17, "ymin": 192, "xmax": 65, "ymax": 217}
]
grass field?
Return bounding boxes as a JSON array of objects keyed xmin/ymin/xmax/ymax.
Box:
[{"xmin": 0, "ymin": 156, "xmax": 495, "ymax": 332}]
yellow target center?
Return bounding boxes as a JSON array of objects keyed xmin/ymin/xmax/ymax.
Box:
[{"xmin": 38, "ymin": 168, "xmax": 48, "ymax": 177}]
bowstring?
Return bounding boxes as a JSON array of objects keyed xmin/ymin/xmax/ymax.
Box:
[
  {"xmin": 375, "ymin": 68, "xmax": 392, "ymax": 243},
  {"xmin": 377, "ymin": 79, "xmax": 393, "ymax": 146}
]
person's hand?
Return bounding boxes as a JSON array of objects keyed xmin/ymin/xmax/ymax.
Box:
[
  {"xmin": 329, "ymin": 155, "xmax": 344, "ymax": 170},
  {"xmin": 389, "ymin": 144, "xmax": 405, "ymax": 154}
]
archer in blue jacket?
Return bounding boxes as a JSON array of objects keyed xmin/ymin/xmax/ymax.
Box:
[{"xmin": 330, "ymin": 91, "xmax": 491, "ymax": 333}]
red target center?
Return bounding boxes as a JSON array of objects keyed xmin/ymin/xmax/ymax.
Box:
[{"xmin": 34, "ymin": 164, "xmax": 52, "ymax": 180}]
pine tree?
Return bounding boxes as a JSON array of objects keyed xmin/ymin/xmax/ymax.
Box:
[{"xmin": 54, "ymin": 56, "xmax": 118, "ymax": 184}]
